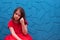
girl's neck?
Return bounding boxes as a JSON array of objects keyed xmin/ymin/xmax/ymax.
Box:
[{"xmin": 13, "ymin": 20, "xmax": 19, "ymax": 24}]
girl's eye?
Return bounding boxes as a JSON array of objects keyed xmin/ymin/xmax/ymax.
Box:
[
  {"xmin": 15, "ymin": 13, "xmax": 21, "ymax": 16},
  {"xmin": 15, "ymin": 13, "xmax": 17, "ymax": 15}
]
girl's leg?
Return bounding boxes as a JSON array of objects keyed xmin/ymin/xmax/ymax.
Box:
[
  {"xmin": 18, "ymin": 34, "xmax": 32, "ymax": 40},
  {"xmin": 4, "ymin": 34, "xmax": 16, "ymax": 40},
  {"xmin": 25, "ymin": 34, "xmax": 32, "ymax": 40}
]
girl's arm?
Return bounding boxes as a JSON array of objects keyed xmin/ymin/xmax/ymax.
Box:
[
  {"xmin": 21, "ymin": 24, "xmax": 28, "ymax": 35},
  {"xmin": 9, "ymin": 27, "xmax": 22, "ymax": 40},
  {"xmin": 20, "ymin": 18, "xmax": 28, "ymax": 35}
]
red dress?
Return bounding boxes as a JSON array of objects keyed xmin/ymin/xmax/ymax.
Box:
[{"xmin": 5, "ymin": 19, "xmax": 32, "ymax": 40}]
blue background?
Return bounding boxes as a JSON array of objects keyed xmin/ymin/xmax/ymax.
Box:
[{"xmin": 0, "ymin": 0, "xmax": 60, "ymax": 40}]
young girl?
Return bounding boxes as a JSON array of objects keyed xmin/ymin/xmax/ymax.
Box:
[{"xmin": 5, "ymin": 7, "xmax": 32, "ymax": 40}]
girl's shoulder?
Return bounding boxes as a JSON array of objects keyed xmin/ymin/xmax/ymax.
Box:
[
  {"xmin": 8, "ymin": 19, "xmax": 13, "ymax": 23},
  {"xmin": 8, "ymin": 19, "xmax": 14, "ymax": 27},
  {"xmin": 8, "ymin": 19, "xmax": 14, "ymax": 25}
]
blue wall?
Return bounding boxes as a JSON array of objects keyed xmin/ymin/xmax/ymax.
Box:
[{"xmin": 0, "ymin": 0, "xmax": 60, "ymax": 40}]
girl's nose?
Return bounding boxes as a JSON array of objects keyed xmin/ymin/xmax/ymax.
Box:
[
  {"xmin": 16, "ymin": 15, "xmax": 18, "ymax": 16},
  {"xmin": 15, "ymin": 15, "xmax": 18, "ymax": 17}
]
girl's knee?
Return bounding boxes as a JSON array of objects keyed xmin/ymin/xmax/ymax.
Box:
[{"xmin": 4, "ymin": 35, "xmax": 16, "ymax": 40}]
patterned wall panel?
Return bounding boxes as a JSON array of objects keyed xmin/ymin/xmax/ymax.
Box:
[{"xmin": 0, "ymin": 0, "xmax": 60, "ymax": 40}]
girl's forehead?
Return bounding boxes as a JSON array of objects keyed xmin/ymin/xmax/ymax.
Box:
[
  {"xmin": 16, "ymin": 9, "xmax": 20, "ymax": 12},
  {"xmin": 15, "ymin": 10, "xmax": 21, "ymax": 15}
]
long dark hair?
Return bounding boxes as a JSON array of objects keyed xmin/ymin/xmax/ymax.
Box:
[{"xmin": 12, "ymin": 7, "xmax": 26, "ymax": 22}]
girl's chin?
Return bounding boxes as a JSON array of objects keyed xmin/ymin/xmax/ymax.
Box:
[{"xmin": 14, "ymin": 19, "xmax": 19, "ymax": 21}]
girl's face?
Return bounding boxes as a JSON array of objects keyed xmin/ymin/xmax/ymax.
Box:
[{"xmin": 14, "ymin": 9, "xmax": 21, "ymax": 21}]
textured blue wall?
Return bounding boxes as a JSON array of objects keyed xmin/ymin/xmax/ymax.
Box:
[{"xmin": 0, "ymin": 0, "xmax": 60, "ymax": 40}]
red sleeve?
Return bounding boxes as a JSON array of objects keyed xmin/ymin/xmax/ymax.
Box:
[{"xmin": 8, "ymin": 20, "xmax": 14, "ymax": 28}]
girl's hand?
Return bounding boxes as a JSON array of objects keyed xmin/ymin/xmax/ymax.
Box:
[
  {"xmin": 17, "ymin": 39, "xmax": 22, "ymax": 40},
  {"xmin": 17, "ymin": 38, "xmax": 22, "ymax": 40},
  {"xmin": 20, "ymin": 17, "xmax": 24, "ymax": 24}
]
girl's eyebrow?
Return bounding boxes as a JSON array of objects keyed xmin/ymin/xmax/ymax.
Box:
[{"xmin": 15, "ymin": 12, "xmax": 21, "ymax": 15}]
